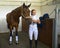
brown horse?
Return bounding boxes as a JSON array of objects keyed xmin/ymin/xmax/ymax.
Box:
[{"xmin": 6, "ymin": 3, "xmax": 31, "ymax": 44}]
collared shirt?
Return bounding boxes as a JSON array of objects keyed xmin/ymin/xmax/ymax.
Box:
[{"xmin": 29, "ymin": 15, "xmax": 39, "ymax": 28}]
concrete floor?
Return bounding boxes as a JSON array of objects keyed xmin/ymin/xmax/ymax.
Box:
[
  {"xmin": 58, "ymin": 35, "xmax": 60, "ymax": 48},
  {"xmin": 0, "ymin": 32, "xmax": 49, "ymax": 48}
]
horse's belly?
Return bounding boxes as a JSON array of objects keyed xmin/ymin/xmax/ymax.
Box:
[{"xmin": 11, "ymin": 22, "xmax": 18, "ymax": 27}]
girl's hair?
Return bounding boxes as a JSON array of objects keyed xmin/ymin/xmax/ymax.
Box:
[{"xmin": 31, "ymin": 9, "xmax": 36, "ymax": 15}]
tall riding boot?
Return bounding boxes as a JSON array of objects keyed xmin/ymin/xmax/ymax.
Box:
[
  {"xmin": 35, "ymin": 40, "xmax": 38, "ymax": 48},
  {"xmin": 30, "ymin": 40, "xmax": 32, "ymax": 48}
]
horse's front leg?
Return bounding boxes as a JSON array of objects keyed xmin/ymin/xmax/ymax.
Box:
[{"xmin": 15, "ymin": 25, "xmax": 19, "ymax": 44}]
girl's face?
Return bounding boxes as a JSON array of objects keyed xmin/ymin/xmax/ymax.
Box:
[{"xmin": 32, "ymin": 10, "xmax": 36, "ymax": 16}]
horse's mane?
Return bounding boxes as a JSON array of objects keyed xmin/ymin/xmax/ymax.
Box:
[{"xmin": 10, "ymin": 5, "xmax": 23, "ymax": 17}]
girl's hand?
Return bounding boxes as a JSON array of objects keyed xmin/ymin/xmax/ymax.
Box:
[
  {"xmin": 37, "ymin": 20, "xmax": 41, "ymax": 24},
  {"xmin": 32, "ymin": 20, "xmax": 37, "ymax": 23}
]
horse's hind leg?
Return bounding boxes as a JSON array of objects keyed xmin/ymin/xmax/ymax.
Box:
[
  {"xmin": 9, "ymin": 26, "xmax": 13, "ymax": 45},
  {"xmin": 12, "ymin": 27, "xmax": 14, "ymax": 35},
  {"xmin": 15, "ymin": 26, "xmax": 19, "ymax": 44}
]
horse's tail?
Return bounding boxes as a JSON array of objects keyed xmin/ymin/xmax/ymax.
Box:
[{"xmin": 6, "ymin": 13, "xmax": 10, "ymax": 29}]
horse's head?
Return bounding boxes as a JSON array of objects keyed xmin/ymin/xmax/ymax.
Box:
[{"xmin": 22, "ymin": 3, "xmax": 31, "ymax": 17}]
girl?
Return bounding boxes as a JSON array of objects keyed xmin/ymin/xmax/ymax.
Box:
[{"xmin": 26, "ymin": 9, "xmax": 40, "ymax": 48}]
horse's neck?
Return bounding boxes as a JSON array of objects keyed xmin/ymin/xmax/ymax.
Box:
[
  {"xmin": 11, "ymin": 6, "xmax": 23, "ymax": 17},
  {"xmin": 10, "ymin": 5, "xmax": 23, "ymax": 22}
]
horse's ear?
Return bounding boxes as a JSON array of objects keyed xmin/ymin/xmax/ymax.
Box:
[
  {"xmin": 23, "ymin": 3, "xmax": 25, "ymax": 7},
  {"xmin": 28, "ymin": 4, "xmax": 31, "ymax": 8}
]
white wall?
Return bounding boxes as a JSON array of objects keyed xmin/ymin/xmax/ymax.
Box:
[{"xmin": 40, "ymin": 5, "xmax": 56, "ymax": 18}]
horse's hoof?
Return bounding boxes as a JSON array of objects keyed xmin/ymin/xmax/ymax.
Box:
[
  {"xmin": 9, "ymin": 41, "xmax": 12, "ymax": 45},
  {"xmin": 16, "ymin": 41, "xmax": 19, "ymax": 45}
]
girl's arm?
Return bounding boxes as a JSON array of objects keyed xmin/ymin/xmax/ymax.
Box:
[
  {"xmin": 32, "ymin": 20, "xmax": 41, "ymax": 24},
  {"xmin": 25, "ymin": 16, "xmax": 41, "ymax": 24}
]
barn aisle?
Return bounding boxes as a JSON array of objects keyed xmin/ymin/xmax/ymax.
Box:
[{"xmin": 0, "ymin": 32, "xmax": 49, "ymax": 48}]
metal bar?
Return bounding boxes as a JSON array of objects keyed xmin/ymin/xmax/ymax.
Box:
[{"xmin": 54, "ymin": 5, "xmax": 58, "ymax": 48}]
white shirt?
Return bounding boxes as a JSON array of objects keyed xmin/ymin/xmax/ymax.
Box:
[
  {"xmin": 31, "ymin": 15, "xmax": 39, "ymax": 20},
  {"xmin": 30, "ymin": 15, "xmax": 39, "ymax": 27}
]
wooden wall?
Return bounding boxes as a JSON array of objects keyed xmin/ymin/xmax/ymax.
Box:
[{"xmin": 38, "ymin": 19, "xmax": 54, "ymax": 48}]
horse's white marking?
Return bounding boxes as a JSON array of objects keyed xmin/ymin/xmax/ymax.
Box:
[
  {"xmin": 16, "ymin": 36, "xmax": 18, "ymax": 42},
  {"xmin": 9, "ymin": 36, "xmax": 12, "ymax": 42}
]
